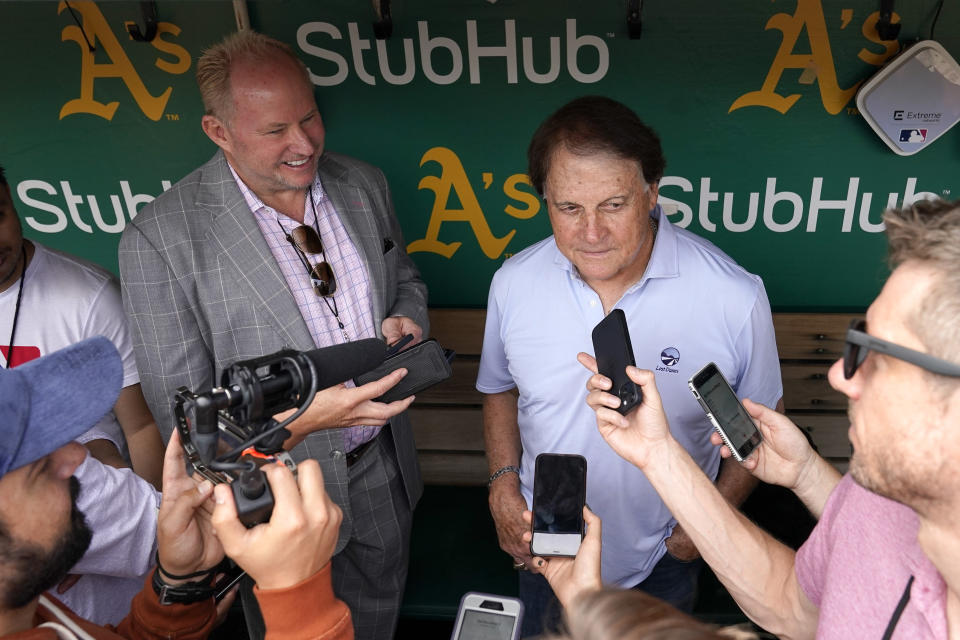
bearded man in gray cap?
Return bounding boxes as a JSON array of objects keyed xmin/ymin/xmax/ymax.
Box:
[{"xmin": 0, "ymin": 337, "xmax": 352, "ymax": 639}]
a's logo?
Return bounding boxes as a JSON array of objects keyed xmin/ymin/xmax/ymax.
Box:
[
  {"xmin": 409, "ymin": 147, "xmax": 541, "ymax": 259},
  {"xmin": 730, "ymin": 0, "xmax": 900, "ymax": 116},
  {"xmin": 58, "ymin": 1, "xmax": 191, "ymax": 121},
  {"xmin": 900, "ymin": 129, "xmax": 927, "ymax": 143},
  {"xmin": 660, "ymin": 348, "xmax": 680, "ymax": 367},
  {"xmin": 893, "ymin": 110, "xmax": 905, "ymax": 120}
]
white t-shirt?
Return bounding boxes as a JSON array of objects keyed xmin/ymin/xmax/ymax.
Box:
[
  {"xmin": 1, "ymin": 244, "xmax": 158, "ymax": 624},
  {"xmin": 0, "ymin": 242, "xmax": 139, "ymax": 452},
  {"xmin": 64, "ymin": 452, "xmax": 161, "ymax": 625}
]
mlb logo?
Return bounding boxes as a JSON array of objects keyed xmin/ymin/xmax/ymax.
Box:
[{"xmin": 899, "ymin": 129, "xmax": 927, "ymax": 143}]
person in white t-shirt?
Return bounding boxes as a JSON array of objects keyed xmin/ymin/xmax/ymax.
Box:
[
  {"xmin": 0, "ymin": 164, "xmax": 163, "ymax": 488},
  {"xmin": 0, "ymin": 163, "xmax": 166, "ymax": 624}
]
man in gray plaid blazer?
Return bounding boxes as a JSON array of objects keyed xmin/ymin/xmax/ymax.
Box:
[{"xmin": 118, "ymin": 31, "xmax": 427, "ymax": 640}]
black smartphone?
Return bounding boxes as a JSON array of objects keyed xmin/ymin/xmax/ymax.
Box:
[
  {"xmin": 688, "ymin": 362, "xmax": 763, "ymax": 462},
  {"xmin": 451, "ymin": 592, "xmax": 523, "ymax": 640},
  {"xmin": 213, "ymin": 564, "xmax": 246, "ymax": 602},
  {"xmin": 352, "ymin": 338, "xmax": 453, "ymax": 403},
  {"xmin": 529, "ymin": 453, "xmax": 587, "ymax": 557},
  {"xmin": 591, "ymin": 309, "xmax": 642, "ymax": 414}
]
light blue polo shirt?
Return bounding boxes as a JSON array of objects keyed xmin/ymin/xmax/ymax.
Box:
[{"xmin": 477, "ymin": 205, "xmax": 783, "ymax": 587}]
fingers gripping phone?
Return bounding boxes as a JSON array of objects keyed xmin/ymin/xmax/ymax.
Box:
[
  {"xmin": 529, "ymin": 453, "xmax": 587, "ymax": 557},
  {"xmin": 592, "ymin": 309, "xmax": 642, "ymax": 415},
  {"xmin": 688, "ymin": 362, "xmax": 763, "ymax": 462},
  {"xmin": 213, "ymin": 564, "xmax": 246, "ymax": 602},
  {"xmin": 451, "ymin": 592, "xmax": 523, "ymax": 640}
]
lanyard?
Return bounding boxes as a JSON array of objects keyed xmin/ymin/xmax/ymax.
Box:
[
  {"xmin": 881, "ymin": 575, "xmax": 915, "ymax": 640},
  {"xmin": 3, "ymin": 245, "xmax": 26, "ymax": 369}
]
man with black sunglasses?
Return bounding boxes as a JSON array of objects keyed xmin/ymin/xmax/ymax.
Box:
[
  {"xmin": 577, "ymin": 198, "xmax": 960, "ymax": 638},
  {"xmin": 118, "ymin": 30, "xmax": 428, "ymax": 640}
]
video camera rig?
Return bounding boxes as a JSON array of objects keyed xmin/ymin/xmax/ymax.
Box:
[
  {"xmin": 170, "ymin": 336, "xmax": 446, "ymax": 527},
  {"xmin": 174, "ymin": 349, "xmax": 319, "ymax": 527}
]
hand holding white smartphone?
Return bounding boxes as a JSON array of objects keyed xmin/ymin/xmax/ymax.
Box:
[
  {"xmin": 688, "ymin": 362, "xmax": 762, "ymax": 462},
  {"xmin": 451, "ymin": 592, "xmax": 523, "ymax": 640}
]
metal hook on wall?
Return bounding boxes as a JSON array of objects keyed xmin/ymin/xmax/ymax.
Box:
[
  {"xmin": 627, "ymin": 0, "xmax": 643, "ymax": 40},
  {"xmin": 372, "ymin": 0, "xmax": 392, "ymax": 40},
  {"xmin": 876, "ymin": 0, "xmax": 901, "ymax": 41},
  {"xmin": 126, "ymin": 1, "xmax": 158, "ymax": 43}
]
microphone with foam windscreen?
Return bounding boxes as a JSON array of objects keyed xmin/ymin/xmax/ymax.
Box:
[{"xmin": 300, "ymin": 338, "xmax": 388, "ymax": 390}]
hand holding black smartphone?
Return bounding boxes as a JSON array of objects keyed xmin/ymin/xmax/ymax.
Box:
[
  {"xmin": 529, "ymin": 453, "xmax": 587, "ymax": 557},
  {"xmin": 592, "ymin": 309, "xmax": 642, "ymax": 414},
  {"xmin": 688, "ymin": 362, "xmax": 763, "ymax": 462}
]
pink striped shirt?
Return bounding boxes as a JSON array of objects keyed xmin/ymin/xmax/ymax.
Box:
[{"xmin": 231, "ymin": 166, "xmax": 380, "ymax": 451}]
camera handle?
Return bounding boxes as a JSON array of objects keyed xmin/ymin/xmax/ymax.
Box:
[{"xmin": 232, "ymin": 468, "xmax": 274, "ymax": 527}]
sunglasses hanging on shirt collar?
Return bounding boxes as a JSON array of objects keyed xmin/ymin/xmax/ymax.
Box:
[
  {"xmin": 275, "ymin": 186, "xmax": 349, "ymax": 341},
  {"xmin": 277, "ymin": 220, "xmax": 337, "ymax": 297}
]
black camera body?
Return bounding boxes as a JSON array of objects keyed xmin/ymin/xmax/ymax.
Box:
[
  {"xmin": 174, "ymin": 349, "xmax": 318, "ymax": 527},
  {"xmin": 231, "ymin": 469, "xmax": 276, "ymax": 527},
  {"xmin": 173, "ymin": 339, "xmax": 391, "ymax": 527}
]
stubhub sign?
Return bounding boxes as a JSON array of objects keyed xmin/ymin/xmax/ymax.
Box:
[{"xmin": 297, "ymin": 19, "xmax": 610, "ymax": 86}]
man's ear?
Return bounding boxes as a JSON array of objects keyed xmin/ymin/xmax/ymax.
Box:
[
  {"xmin": 647, "ymin": 181, "xmax": 659, "ymax": 205},
  {"xmin": 201, "ymin": 115, "xmax": 230, "ymax": 151}
]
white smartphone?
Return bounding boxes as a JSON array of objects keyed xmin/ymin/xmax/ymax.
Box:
[
  {"xmin": 450, "ymin": 592, "xmax": 523, "ymax": 640},
  {"xmin": 529, "ymin": 453, "xmax": 587, "ymax": 557},
  {"xmin": 688, "ymin": 362, "xmax": 763, "ymax": 462}
]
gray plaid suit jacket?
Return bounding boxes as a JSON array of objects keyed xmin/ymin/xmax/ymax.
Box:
[{"xmin": 119, "ymin": 150, "xmax": 428, "ymax": 551}]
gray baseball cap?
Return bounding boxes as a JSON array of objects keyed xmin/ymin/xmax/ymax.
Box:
[{"xmin": 0, "ymin": 336, "xmax": 122, "ymax": 476}]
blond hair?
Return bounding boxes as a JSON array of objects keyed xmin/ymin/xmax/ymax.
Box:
[
  {"xmin": 884, "ymin": 199, "xmax": 960, "ymax": 369},
  {"xmin": 542, "ymin": 588, "xmax": 758, "ymax": 640},
  {"xmin": 196, "ymin": 30, "xmax": 309, "ymax": 121}
]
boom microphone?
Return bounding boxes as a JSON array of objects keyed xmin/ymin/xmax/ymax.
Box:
[
  {"xmin": 218, "ymin": 338, "xmax": 389, "ymax": 420},
  {"xmin": 188, "ymin": 339, "xmax": 389, "ymax": 459},
  {"xmin": 302, "ymin": 338, "xmax": 389, "ymax": 390}
]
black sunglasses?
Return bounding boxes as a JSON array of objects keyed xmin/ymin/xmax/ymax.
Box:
[
  {"xmin": 280, "ymin": 223, "xmax": 337, "ymax": 297},
  {"xmin": 843, "ymin": 319, "xmax": 960, "ymax": 379}
]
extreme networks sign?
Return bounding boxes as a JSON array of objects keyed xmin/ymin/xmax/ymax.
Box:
[{"xmin": 2, "ymin": 0, "xmax": 957, "ymax": 310}]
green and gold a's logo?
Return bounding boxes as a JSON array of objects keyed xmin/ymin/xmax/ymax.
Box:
[
  {"xmin": 731, "ymin": 0, "xmax": 901, "ymax": 115},
  {"xmin": 58, "ymin": 0, "xmax": 191, "ymax": 122}
]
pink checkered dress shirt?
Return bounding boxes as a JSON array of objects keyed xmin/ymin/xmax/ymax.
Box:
[{"xmin": 231, "ymin": 166, "xmax": 381, "ymax": 451}]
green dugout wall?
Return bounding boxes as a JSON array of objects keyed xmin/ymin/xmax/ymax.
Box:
[{"xmin": 2, "ymin": 0, "xmax": 957, "ymax": 310}]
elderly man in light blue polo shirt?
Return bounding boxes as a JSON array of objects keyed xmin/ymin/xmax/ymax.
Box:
[{"xmin": 477, "ymin": 96, "xmax": 783, "ymax": 638}]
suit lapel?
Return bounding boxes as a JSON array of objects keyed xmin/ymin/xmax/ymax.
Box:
[
  {"xmin": 197, "ymin": 152, "xmax": 315, "ymax": 351},
  {"xmin": 318, "ymin": 155, "xmax": 387, "ymax": 324}
]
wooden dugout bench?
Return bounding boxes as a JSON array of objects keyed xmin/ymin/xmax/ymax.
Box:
[
  {"xmin": 400, "ymin": 310, "xmax": 856, "ymax": 622},
  {"xmin": 412, "ymin": 309, "xmax": 856, "ymax": 484}
]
